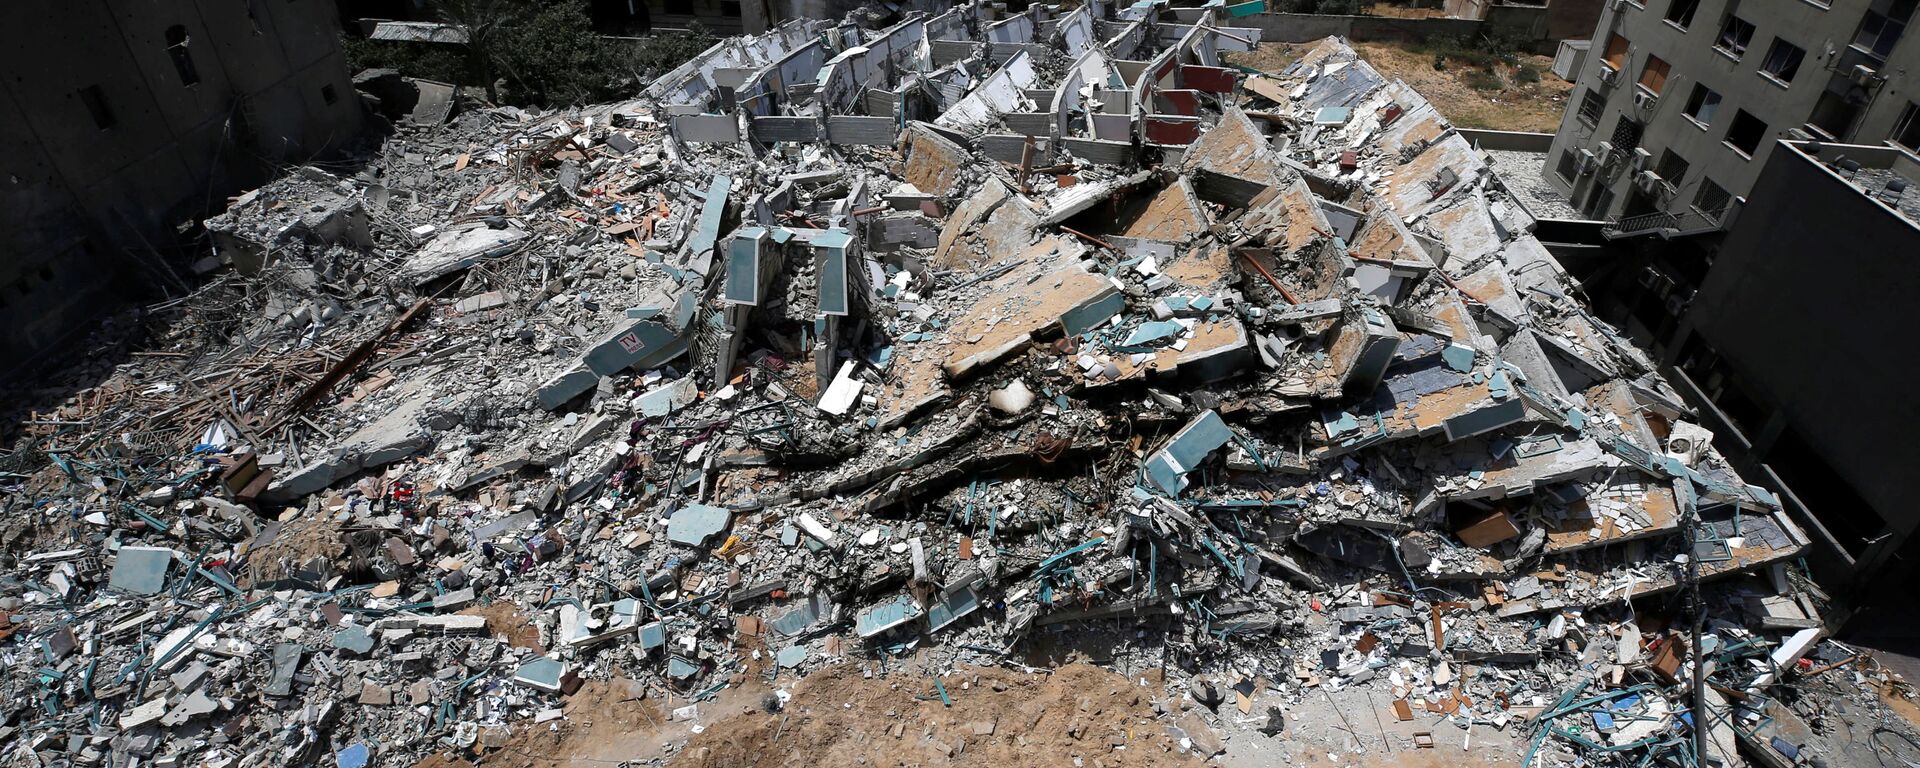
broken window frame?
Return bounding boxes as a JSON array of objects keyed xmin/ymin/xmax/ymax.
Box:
[
  {"xmin": 1664, "ymin": 0, "xmax": 1699, "ymax": 28},
  {"xmin": 1715, "ymin": 13, "xmax": 1755, "ymax": 59},
  {"xmin": 1758, "ymin": 38, "xmax": 1805, "ymax": 85},
  {"xmin": 1682, "ymin": 83, "xmax": 1721, "ymax": 128},
  {"xmin": 166, "ymin": 24, "xmax": 200, "ymax": 87},
  {"xmin": 1578, "ymin": 89, "xmax": 1605, "ymax": 125}
]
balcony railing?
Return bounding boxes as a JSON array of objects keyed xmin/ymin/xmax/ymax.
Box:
[{"xmin": 1602, "ymin": 209, "xmax": 1725, "ymax": 239}]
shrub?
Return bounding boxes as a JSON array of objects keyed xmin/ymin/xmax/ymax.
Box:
[
  {"xmin": 343, "ymin": 0, "xmax": 714, "ymax": 108},
  {"xmin": 1463, "ymin": 69, "xmax": 1505, "ymax": 91}
]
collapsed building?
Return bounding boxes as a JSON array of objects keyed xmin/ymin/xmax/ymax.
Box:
[{"xmin": 0, "ymin": 4, "xmax": 1903, "ymax": 768}]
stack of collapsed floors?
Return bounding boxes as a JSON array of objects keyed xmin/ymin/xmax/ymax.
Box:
[{"xmin": 0, "ymin": 4, "xmax": 1830, "ymax": 767}]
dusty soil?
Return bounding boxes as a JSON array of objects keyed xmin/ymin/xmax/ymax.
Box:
[
  {"xmin": 676, "ymin": 662, "xmax": 1207, "ymax": 768},
  {"xmin": 460, "ymin": 600, "xmax": 545, "ymax": 653},
  {"xmin": 1226, "ymin": 41, "xmax": 1574, "ymax": 132},
  {"xmin": 1368, "ymin": 4, "xmax": 1453, "ymax": 18},
  {"xmin": 407, "ymin": 654, "xmax": 1534, "ymax": 768},
  {"xmin": 415, "ymin": 677, "xmax": 686, "ymax": 768}
]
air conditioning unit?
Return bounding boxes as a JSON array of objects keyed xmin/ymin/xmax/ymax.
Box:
[
  {"xmin": 1852, "ymin": 64, "xmax": 1878, "ymax": 86},
  {"xmin": 1631, "ymin": 147, "xmax": 1652, "ymax": 170},
  {"xmin": 1597, "ymin": 141, "xmax": 1616, "ymax": 165},
  {"xmin": 1633, "ymin": 90, "xmax": 1658, "ymax": 111},
  {"xmin": 1597, "ymin": 64, "xmax": 1621, "ymax": 86},
  {"xmin": 1665, "ymin": 421, "xmax": 1713, "ymax": 466},
  {"xmin": 1578, "ymin": 148, "xmax": 1598, "ymax": 174},
  {"xmin": 1635, "ymin": 170, "xmax": 1665, "ymax": 194}
]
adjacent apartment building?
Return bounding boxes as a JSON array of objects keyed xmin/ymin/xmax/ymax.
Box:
[
  {"xmin": 0, "ymin": 0, "xmax": 364, "ymax": 376},
  {"xmin": 1541, "ymin": 0, "xmax": 1920, "ymax": 231},
  {"xmin": 1627, "ymin": 140, "xmax": 1918, "ymax": 588}
]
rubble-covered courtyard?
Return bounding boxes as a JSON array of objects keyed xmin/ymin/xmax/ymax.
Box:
[{"xmin": 5, "ymin": 3, "xmax": 1920, "ymax": 767}]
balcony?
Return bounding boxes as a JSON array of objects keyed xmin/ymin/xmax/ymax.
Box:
[{"xmin": 1601, "ymin": 209, "xmax": 1725, "ymax": 239}]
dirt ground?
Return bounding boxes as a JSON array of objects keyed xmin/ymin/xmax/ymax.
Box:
[
  {"xmin": 1226, "ymin": 41, "xmax": 1574, "ymax": 132},
  {"xmin": 415, "ymin": 677, "xmax": 687, "ymax": 768},
  {"xmin": 1368, "ymin": 4, "xmax": 1451, "ymax": 18},
  {"xmin": 677, "ymin": 662, "xmax": 1207, "ymax": 768},
  {"xmin": 460, "ymin": 600, "xmax": 545, "ymax": 653},
  {"xmin": 409, "ymin": 654, "xmax": 1538, "ymax": 768}
]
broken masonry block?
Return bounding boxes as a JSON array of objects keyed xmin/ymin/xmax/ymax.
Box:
[
  {"xmin": 108, "ymin": 547, "xmax": 176, "ymax": 595},
  {"xmin": 855, "ymin": 593, "xmax": 923, "ymax": 638},
  {"xmin": 582, "ymin": 289, "xmax": 698, "ymax": 377},
  {"xmin": 402, "ymin": 223, "xmax": 528, "ymax": 285},
  {"xmin": 634, "ymin": 376, "xmax": 698, "ymax": 418},
  {"xmin": 682, "ymin": 174, "xmax": 733, "ymax": 276},
  {"xmin": 816, "ymin": 361, "xmax": 864, "ymax": 417},
  {"xmin": 1330, "ymin": 304, "xmax": 1401, "ymax": 397},
  {"xmin": 1144, "ymin": 410, "xmax": 1234, "ymax": 496},
  {"xmin": 514, "ymin": 656, "xmax": 567, "ymax": 693},
  {"xmin": 1453, "ymin": 509, "xmax": 1522, "ymax": 548},
  {"xmin": 332, "ymin": 626, "xmax": 375, "ymax": 655},
  {"xmin": 666, "ymin": 504, "xmax": 734, "ymax": 548}
]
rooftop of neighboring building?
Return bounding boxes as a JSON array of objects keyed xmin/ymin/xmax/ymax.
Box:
[
  {"xmin": 1484, "ymin": 148, "xmax": 1586, "ymax": 221},
  {"xmin": 1793, "ymin": 141, "xmax": 1920, "ymax": 230}
]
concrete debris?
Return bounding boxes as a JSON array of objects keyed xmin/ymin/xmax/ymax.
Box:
[{"xmin": 0, "ymin": 7, "xmax": 1880, "ymax": 768}]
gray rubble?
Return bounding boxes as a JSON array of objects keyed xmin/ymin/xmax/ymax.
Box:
[{"xmin": 0, "ymin": 5, "xmax": 1904, "ymax": 768}]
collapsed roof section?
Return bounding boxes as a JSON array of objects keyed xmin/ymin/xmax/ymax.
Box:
[
  {"xmin": 603, "ymin": 9, "xmax": 1808, "ymax": 643},
  {"xmin": 645, "ymin": 0, "xmax": 1262, "ymax": 164}
]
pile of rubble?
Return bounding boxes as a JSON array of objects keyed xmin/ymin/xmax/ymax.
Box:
[{"xmin": 3, "ymin": 3, "xmax": 1913, "ymax": 767}]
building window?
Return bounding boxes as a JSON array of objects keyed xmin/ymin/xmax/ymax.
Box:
[
  {"xmin": 1807, "ymin": 90, "xmax": 1861, "ymax": 140},
  {"xmin": 720, "ymin": 0, "xmax": 742, "ymax": 15},
  {"xmin": 1655, "ymin": 149, "xmax": 1689, "ymax": 184},
  {"xmin": 1759, "ymin": 39, "xmax": 1805, "ymax": 84},
  {"xmin": 1693, "ymin": 177, "xmax": 1732, "ymax": 221},
  {"xmin": 1556, "ymin": 149, "xmax": 1579, "ymax": 181},
  {"xmin": 1715, "ymin": 14, "xmax": 1755, "ymax": 58},
  {"xmin": 1603, "ymin": 33, "xmax": 1630, "ymax": 71},
  {"xmin": 1578, "ymin": 90, "xmax": 1605, "ymax": 124},
  {"xmin": 1725, "ymin": 109, "xmax": 1767, "ymax": 156},
  {"xmin": 321, "ymin": 84, "xmax": 338, "ymax": 105},
  {"xmin": 1664, "ymin": 0, "xmax": 1699, "ymax": 28},
  {"xmin": 1853, "ymin": 0, "xmax": 1916, "ymax": 60},
  {"xmin": 1892, "ymin": 102, "xmax": 1920, "ymax": 151},
  {"xmin": 77, "ymin": 85, "xmax": 115, "ymax": 129},
  {"xmin": 1683, "ymin": 84, "xmax": 1721, "ymax": 126},
  {"xmin": 1638, "ymin": 55, "xmax": 1671, "ymax": 95},
  {"xmin": 165, "ymin": 25, "xmax": 200, "ymax": 86}
]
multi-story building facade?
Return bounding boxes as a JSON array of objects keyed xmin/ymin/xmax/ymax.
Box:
[
  {"xmin": 0, "ymin": 0, "xmax": 364, "ymax": 377},
  {"xmin": 1542, "ymin": 0, "xmax": 1920, "ymax": 231},
  {"xmin": 1643, "ymin": 140, "xmax": 1917, "ymax": 588}
]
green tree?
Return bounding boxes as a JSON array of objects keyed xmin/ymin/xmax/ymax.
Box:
[
  {"xmin": 346, "ymin": 0, "xmax": 717, "ymax": 107},
  {"xmin": 490, "ymin": 1, "xmax": 616, "ymax": 105},
  {"xmin": 431, "ymin": 0, "xmax": 529, "ymax": 103}
]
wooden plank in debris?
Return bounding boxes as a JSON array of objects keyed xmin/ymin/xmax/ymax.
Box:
[
  {"xmin": 273, "ymin": 298, "xmax": 431, "ymax": 427},
  {"xmin": 1455, "ymin": 509, "xmax": 1521, "ymax": 548}
]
